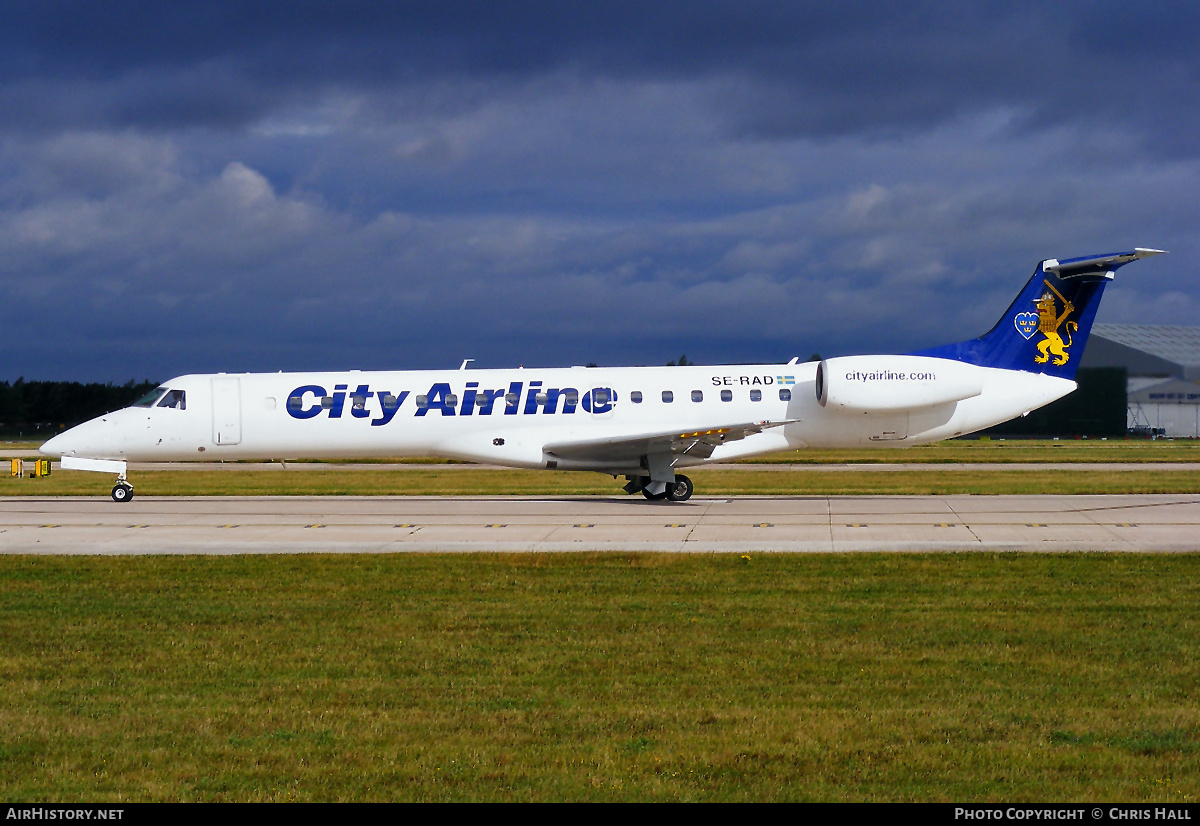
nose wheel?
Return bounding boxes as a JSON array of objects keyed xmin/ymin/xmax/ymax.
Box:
[{"xmin": 111, "ymin": 479, "xmax": 134, "ymax": 502}]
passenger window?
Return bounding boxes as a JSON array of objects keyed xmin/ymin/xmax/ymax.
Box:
[
  {"xmin": 415, "ymin": 395, "xmax": 429, "ymax": 409},
  {"xmin": 691, "ymin": 390, "xmax": 703, "ymax": 402},
  {"xmin": 565, "ymin": 391, "xmax": 580, "ymax": 406},
  {"xmin": 750, "ymin": 389, "xmax": 762, "ymax": 402},
  {"xmin": 443, "ymin": 394, "xmax": 458, "ymax": 407},
  {"xmin": 779, "ymin": 388, "xmax": 792, "ymax": 401},
  {"xmin": 156, "ymin": 389, "xmax": 186, "ymax": 410},
  {"xmin": 662, "ymin": 391, "xmax": 674, "ymax": 403},
  {"xmin": 630, "ymin": 391, "xmax": 643, "ymax": 404},
  {"xmin": 593, "ymin": 389, "xmax": 609, "ymax": 405},
  {"xmin": 721, "ymin": 389, "xmax": 732, "ymax": 402}
]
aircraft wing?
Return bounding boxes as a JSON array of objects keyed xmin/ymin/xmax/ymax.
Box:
[{"xmin": 543, "ymin": 418, "xmax": 800, "ymax": 465}]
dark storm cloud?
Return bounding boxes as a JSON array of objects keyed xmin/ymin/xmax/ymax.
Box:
[
  {"xmin": 6, "ymin": 1, "xmax": 1198, "ymax": 141},
  {"xmin": 1, "ymin": 2, "xmax": 1197, "ymax": 380}
]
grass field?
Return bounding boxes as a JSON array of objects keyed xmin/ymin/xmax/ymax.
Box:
[
  {"xmin": 6, "ymin": 436, "xmax": 1200, "ymax": 464},
  {"xmin": 3, "ymin": 439, "xmax": 1197, "ymax": 802},
  {"xmin": 747, "ymin": 438, "xmax": 1200, "ymax": 463},
  {"xmin": 1, "ymin": 552, "xmax": 1197, "ymax": 802},
  {"xmin": 5, "ymin": 437, "xmax": 1200, "ymax": 499}
]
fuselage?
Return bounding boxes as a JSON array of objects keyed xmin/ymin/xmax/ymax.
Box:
[{"xmin": 41, "ymin": 360, "xmax": 1074, "ymax": 474}]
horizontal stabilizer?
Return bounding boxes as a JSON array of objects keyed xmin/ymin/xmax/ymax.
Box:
[{"xmin": 1043, "ymin": 248, "xmax": 1165, "ymax": 278}]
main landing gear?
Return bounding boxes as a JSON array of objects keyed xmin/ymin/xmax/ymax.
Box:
[
  {"xmin": 111, "ymin": 475, "xmax": 134, "ymax": 502},
  {"xmin": 625, "ymin": 474, "xmax": 693, "ymax": 502}
]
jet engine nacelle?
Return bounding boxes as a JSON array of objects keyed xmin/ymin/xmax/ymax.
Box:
[{"xmin": 816, "ymin": 355, "xmax": 986, "ymax": 412}]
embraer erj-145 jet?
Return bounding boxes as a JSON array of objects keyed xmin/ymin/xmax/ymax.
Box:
[{"xmin": 42, "ymin": 249, "xmax": 1164, "ymax": 502}]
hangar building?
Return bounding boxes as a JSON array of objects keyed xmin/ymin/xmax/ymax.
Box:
[{"xmin": 1082, "ymin": 324, "xmax": 1200, "ymax": 437}]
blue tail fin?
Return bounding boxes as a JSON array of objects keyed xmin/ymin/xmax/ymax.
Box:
[{"xmin": 911, "ymin": 249, "xmax": 1165, "ymax": 380}]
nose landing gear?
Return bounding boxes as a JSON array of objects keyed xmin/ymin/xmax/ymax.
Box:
[{"xmin": 111, "ymin": 476, "xmax": 134, "ymax": 502}]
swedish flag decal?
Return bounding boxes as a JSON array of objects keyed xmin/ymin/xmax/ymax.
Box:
[{"xmin": 776, "ymin": 375, "xmax": 795, "ymax": 385}]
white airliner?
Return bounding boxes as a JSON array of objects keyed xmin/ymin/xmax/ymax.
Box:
[{"xmin": 41, "ymin": 249, "xmax": 1164, "ymax": 502}]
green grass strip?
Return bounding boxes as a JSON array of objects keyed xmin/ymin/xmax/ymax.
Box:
[
  {"xmin": 1, "ymin": 553, "xmax": 1197, "ymax": 802},
  {"xmin": 10, "ymin": 438, "xmax": 1200, "ymax": 465},
  {"xmin": 747, "ymin": 439, "xmax": 1200, "ymax": 464}
]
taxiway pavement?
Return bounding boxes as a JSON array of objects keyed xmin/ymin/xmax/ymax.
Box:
[{"xmin": 2, "ymin": 494, "xmax": 1198, "ymax": 554}]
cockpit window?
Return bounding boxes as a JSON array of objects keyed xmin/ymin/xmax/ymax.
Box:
[
  {"xmin": 133, "ymin": 387, "xmax": 168, "ymax": 407},
  {"xmin": 157, "ymin": 389, "xmax": 186, "ymax": 410}
]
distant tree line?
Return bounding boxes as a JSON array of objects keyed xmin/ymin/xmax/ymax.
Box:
[{"xmin": 0, "ymin": 379, "xmax": 159, "ymax": 439}]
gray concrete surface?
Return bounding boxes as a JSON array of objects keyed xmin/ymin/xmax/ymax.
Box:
[{"xmin": 1, "ymin": 494, "xmax": 1198, "ymax": 554}]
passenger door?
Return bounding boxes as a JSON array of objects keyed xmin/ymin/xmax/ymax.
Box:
[{"xmin": 211, "ymin": 377, "xmax": 242, "ymax": 445}]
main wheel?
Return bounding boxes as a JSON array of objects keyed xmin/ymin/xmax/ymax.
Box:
[
  {"xmin": 111, "ymin": 483, "xmax": 134, "ymax": 502},
  {"xmin": 665, "ymin": 475, "xmax": 693, "ymax": 502}
]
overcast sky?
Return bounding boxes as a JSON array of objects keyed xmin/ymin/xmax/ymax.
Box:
[{"xmin": 2, "ymin": 1, "xmax": 1194, "ymax": 382}]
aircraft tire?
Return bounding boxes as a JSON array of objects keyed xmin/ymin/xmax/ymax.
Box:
[
  {"xmin": 111, "ymin": 483, "xmax": 134, "ymax": 503},
  {"xmin": 665, "ymin": 475, "xmax": 693, "ymax": 502}
]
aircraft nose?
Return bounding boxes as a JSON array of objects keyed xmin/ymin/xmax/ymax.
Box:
[
  {"xmin": 40, "ymin": 420, "xmax": 101, "ymax": 458},
  {"xmin": 37, "ymin": 413, "xmax": 139, "ymax": 461},
  {"xmin": 40, "ymin": 433, "xmax": 64, "ymax": 457},
  {"xmin": 40, "ymin": 430, "xmax": 75, "ymax": 457}
]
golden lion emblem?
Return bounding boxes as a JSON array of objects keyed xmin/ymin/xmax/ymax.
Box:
[{"xmin": 1033, "ymin": 281, "xmax": 1078, "ymax": 366}]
